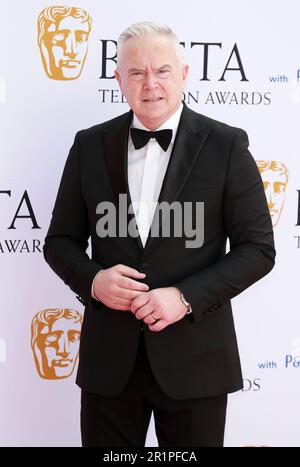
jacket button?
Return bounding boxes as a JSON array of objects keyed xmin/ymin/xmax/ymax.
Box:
[{"xmin": 140, "ymin": 262, "xmax": 150, "ymax": 271}]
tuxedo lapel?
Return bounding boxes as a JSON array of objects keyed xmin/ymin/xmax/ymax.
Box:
[
  {"xmin": 103, "ymin": 111, "xmax": 132, "ymax": 203},
  {"xmin": 103, "ymin": 110, "xmax": 144, "ymax": 250},
  {"xmin": 143, "ymin": 105, "xmax": 209, "ymax": 252}
]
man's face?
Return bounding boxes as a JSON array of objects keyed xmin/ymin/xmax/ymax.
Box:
[
  {"xmin": 41, "ymin": 16, "xmax": 90, "ymax": 80},
  {"xmin": 115, "ymin": 35, "xmax": 188, "ymax": 130},
  {"xmin": 261, "ymin": 169, "xmax": 287, "ymax": 227},
  {"xmin": 35, "ymin": 317, "xmax": 81, "ymax": 379}
]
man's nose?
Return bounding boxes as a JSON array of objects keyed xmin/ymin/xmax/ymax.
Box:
[
  {"xmin": 65, "ymin": 32, "xmax": 78, "ymax": 57},
  {"xmin": 143, "ymin": 72, "xmax": 158, "ymax": 91}
]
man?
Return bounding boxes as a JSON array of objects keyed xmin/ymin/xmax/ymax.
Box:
[
  {"xmin": 37, "ymin": 6, "xmax": 91, "ymax": 80},
  {"xmin": 256, "ymin": 160, "xmax": 288, "ymax": 227},
  {"xmin": 44, "ymin": 22, "xmax": 275, "ymax": 447},
  {"xmin": 31, "ymin": 308, "xmax": 82, "ymax": 379}
]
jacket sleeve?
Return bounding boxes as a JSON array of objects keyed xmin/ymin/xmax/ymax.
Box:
[
  {"xmin": 43, "ymin": 132, "xmax": 103, "ymax": 307},
  {"xmin": 176, "ymin": 129, "xmax": 276, "ymax": 322}
]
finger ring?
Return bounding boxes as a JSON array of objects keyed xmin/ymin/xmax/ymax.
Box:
[{"xmin": 151, "ymin": 312, "xmax": 158, "ymax": 323}]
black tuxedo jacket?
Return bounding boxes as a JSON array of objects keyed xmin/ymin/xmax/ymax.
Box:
[{"xmin": 44, "ymin": 104, "xmax": 275, "ymax": 399}]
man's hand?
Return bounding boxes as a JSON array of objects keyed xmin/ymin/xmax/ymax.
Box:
[
  {"xmin": 92, "ymin": 264, "xmax": 149, "ymax": 311},
  {"xmin": 131, "ymin": 287, "xmax": 188, "ymax": 332}
]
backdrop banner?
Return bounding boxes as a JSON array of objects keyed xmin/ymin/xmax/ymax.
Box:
[{"xmin": 0, "ymin": 0, "xmax": 299, "ymax": 447}]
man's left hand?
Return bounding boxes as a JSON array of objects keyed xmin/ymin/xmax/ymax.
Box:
[{"xmin": 130, "ymin": 287, "xmax": 188, "ymax": 332}]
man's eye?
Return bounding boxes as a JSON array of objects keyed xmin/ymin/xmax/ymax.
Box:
[
  {"xmin": 130, "ymin": 72, "xmax": 144, "ymax": 80},
  {"xmin": 158, "ymin": 69, "xmax": 170, "ymax": 76}
]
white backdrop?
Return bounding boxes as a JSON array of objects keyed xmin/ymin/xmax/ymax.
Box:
[{"xmin": 0, "ymin": 0, "xmax": 299, "ymax": 447}]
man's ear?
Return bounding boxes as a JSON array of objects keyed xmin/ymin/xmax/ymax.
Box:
[
  {"xmin": 115, "ymin": 69, "xmax": 122, "ymax": 90},
  {"xmin": 182, "ymin": 64, "xmax": 189, "ymax": 84}
]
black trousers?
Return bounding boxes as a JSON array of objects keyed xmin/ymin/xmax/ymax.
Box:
[{"xmin": 81, "ymin": 332, "xmax": 227, "ymax": 447}]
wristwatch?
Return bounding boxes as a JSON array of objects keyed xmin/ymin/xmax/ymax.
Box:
[{"xmin": 179, "ymin": 291, "xmax": 192, "ymax": 314}]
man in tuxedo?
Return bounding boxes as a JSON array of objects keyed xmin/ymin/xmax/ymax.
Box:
[{"xmin": 44, "ymin": 21, "xmax": 275, "ymax": 447}]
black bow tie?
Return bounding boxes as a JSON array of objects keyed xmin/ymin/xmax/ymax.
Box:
[{"xmin": 130, "ymin": 128, "xmax": 173, "ymax": 152}]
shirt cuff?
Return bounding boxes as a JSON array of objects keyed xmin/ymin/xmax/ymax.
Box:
[{"xmin": 91, "ymin": 269, "xmax": 104, "ymax": 301}]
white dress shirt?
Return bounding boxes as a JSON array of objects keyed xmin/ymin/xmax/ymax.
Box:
[{"xmin": 128, "ymin": 103, "xmax": 183, "ymax": 246}]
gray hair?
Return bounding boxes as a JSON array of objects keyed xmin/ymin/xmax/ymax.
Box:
[{"xmin": 117, "ymin": 21, "xmax": 183, "ymax": 65}]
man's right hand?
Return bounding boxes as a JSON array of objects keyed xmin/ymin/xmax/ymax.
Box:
[{"xmin": 92, "ymin": 264, "xmax": 149, "ymax": 311}]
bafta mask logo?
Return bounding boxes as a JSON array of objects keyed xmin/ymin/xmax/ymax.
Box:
[
  {"xmin": 31, "ymin": 308, "xmax": 82, "ymax": 379},
  {"xmin": 256, "ymin": 160, "xmax": 289, "ymax": 227},
  {"xmin": 37, "ymin": 6, "xmax": 92, "ymax": 80}
]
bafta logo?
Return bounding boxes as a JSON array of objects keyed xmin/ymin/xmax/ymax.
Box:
[
  {"xmin": 31, "ymin": 308, "xmax": 82, "ymax": 379},
  {"xmin": 37, "ymin": 6, "xmax": 92, "ymax": 80},
  {"xmin": 256, "ymin": 160, "xmax": 288, "ymax": 227}
]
